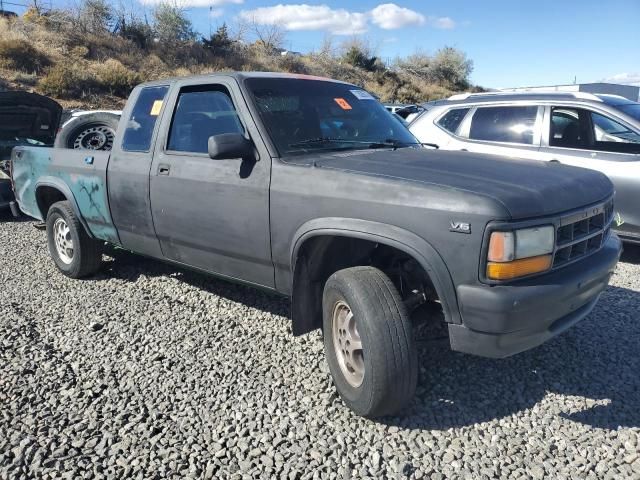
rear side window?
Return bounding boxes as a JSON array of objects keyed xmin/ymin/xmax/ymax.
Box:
[
  {"xmin": 550, "ymin": 107, "xmax": 640, "ymax": 153},
  {"xmin": 122, "ymin": 86, "xmax": 169, "ymax": 152},
  {"xmin": 167, "ymin": 85, "xmax": 244, "ymax": 154},
  {"xmin": 469, "ymin": 106, "xmax": 538, "ymax": 145},
  {"xmin": 437, "ymin": 108, "xmax": 469, "ymax": 134}
]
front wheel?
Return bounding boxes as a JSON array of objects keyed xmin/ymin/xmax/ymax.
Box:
[
  {"xmin": 323, "ymin": 266, "xmax": 418, "ymax": 417},
  {"xmin": 46, "ymin": 201, "xmax": 102, "ymax": 278}
]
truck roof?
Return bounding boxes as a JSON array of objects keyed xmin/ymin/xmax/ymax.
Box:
[{"xmin": 138, "ymin": 71, "xmax": 354, "ymax": 89}]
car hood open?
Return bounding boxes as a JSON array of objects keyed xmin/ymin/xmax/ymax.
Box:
[
  {"xmin": 309, "ymin": 148, "xmax": 614, "ymax": 219},
  {"xmin": 0, "ymin": 91, "xmax": 62, "ymax": 146}
]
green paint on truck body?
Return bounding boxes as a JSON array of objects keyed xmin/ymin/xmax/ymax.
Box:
[{"xmin": 11, "ymin": 146, "xmax": 120, "ymax": 244}]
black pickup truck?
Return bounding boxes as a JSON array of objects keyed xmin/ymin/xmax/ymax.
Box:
[{"xmin": 11, "ymin": 73, "xmax": 621, "ymax": 417}]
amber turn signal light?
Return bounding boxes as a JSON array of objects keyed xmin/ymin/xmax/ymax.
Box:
[{"xmin": 486, "ymin": 254, "xmax": 553, "ymax": 281}]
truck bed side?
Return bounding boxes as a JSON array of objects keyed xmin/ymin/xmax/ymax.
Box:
[{"xmin": 12, "ymin": 146, "xmax": 119, "ymax": 243}]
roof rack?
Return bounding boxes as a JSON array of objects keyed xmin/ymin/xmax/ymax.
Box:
[{"xmin": 447, "ymin": 91, "xmax": 603, "ymax": 102}]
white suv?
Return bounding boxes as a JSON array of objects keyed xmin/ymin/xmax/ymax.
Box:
[{"xmin": 409, "ymin": 92, "xmax": 640, "ymax": 243}]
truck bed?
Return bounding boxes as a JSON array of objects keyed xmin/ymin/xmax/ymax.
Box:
[{"xmin": 11, "ymin": 146, "xmax": 119, "ymax": 243}]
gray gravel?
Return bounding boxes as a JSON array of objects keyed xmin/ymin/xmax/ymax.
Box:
[{"xmin": 1, "ymin": 210, "xmax": 639, "ymax": 479}]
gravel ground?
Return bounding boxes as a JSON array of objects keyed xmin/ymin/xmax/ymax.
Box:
[{"xmin": 1, "ymin": 210, "xmax": 639, "ymax": 480}]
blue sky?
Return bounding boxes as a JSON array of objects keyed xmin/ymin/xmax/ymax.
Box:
[
  {"xmin": 178, "ymin": 0, "xmax": 640, "ymax": 88},
  {"xmin": 12, "ymin": 0, "xmax": 640, "ymax": 88}
]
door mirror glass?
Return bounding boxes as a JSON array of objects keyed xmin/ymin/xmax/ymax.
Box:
[{"xmin": 208, "ymin": 133, "xmax": 254, "ymax": 160}]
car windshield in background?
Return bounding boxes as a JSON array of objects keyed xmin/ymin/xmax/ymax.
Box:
[
  {"xmin": 618, "ymin": 103, "xmax": 640, "ymax": 122},
  {"xmin": 245, "ymin": 78, "xmax": 419, "ymax": 156}
]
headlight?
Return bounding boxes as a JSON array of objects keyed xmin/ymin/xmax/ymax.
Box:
[{"xmin": 486, "ymin": 225, "xmax": 555, "ymax": 280}]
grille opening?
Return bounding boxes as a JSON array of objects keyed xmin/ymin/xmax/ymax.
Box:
[
  {"xmin": 588, "ymin": 234, "xmax": 603, "ymax": 252},
  {"xmin": 571, "ymin": 240, "xmax": 587, "ymax": 259},
  {"xmin": 553, "ymin": 199, "xmax": 613, "ymax": 268},
  {"xmin": 589, "ymin": 213, "xmax": 604, "ymax": 230},
  {"xmin": 557, "ymin": 224, "xmax": 573, "ymax": 244},
  {"xmin": 554, "ymin": 246, "xmax": 572, "ymax": 266}
]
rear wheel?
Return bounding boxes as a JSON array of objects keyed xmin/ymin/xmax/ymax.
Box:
[
  {"xmin": 46, "ymin": 201, "xmax": 102, "ymax": 278},
  {"xmin": 322, "ymin": 266, "xmax": 418, "ymax": 417}
]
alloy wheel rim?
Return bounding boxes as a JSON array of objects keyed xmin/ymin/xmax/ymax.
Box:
[
  {"xmin": 53, "ymin": 217, "xmax": 74, "ymax": 264},
  {"xmin": 332, "ymin": 300, "xmax": 365, "ymax": 388}
]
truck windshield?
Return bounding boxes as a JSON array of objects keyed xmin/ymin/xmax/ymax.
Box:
[{"xmin": 245, "ymin": 78, "xmax": 419, "ymax": 156}]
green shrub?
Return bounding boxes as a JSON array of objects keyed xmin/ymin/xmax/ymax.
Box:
[
  {"xmin": 0, "ymin": 39, "xmax": 49, "ymax": 73},
  {"xmin": 39, "ymin": 63, "xmax": 97, "ymax": 98},
  {"xmin": 94, "ymin": 59, "xmax": 141, "ymax": 97}
]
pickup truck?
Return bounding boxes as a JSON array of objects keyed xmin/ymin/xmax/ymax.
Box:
[{"xmin": 11, "ymin": 72, "xmax": 622, "ymax": 417}]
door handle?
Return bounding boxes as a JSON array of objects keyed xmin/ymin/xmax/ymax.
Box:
[
  {"xmin": 158, "ymin": 164, "xmax": 170, "ymax": 175},
  {"xmin": 549, "ymin": 159, "xmax": 561, "ymax": 163}
]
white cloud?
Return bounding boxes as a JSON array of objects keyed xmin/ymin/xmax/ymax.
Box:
[
  {"xmin": 370, "ymin": 3, "xmax": 425, "ymax": 30},
  {"xmin": 601, "ymin": 73, "xmax": 640, "ymax": 86},
  {"xmin": 140, "ymin": 0, "xmax": 242, "ymax": 7},
  {"xmin": 239, "ymin": 3, "xmax": 454, "ymax": 36},
  {"xmin": 433, "ymin": 16, "xmax": 455, "ymax": 29},
  {"xmin": 239, "ymin": 4, "xmax": 368, "ymax": 35}
]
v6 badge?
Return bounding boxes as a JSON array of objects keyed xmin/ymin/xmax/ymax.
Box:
[{"xmin": 450, "ymin": 221, "xmax": 471, "ymax": 234}]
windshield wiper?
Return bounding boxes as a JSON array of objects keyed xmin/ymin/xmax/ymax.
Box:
[
  {"xmin": 288, "ymin": 137, "xmax": 381, "ymax": 148},
  {"xmin": 289, "ymin": 137, "xmax": 422, "ymax": 151}
]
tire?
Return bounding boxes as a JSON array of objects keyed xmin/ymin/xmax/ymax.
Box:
[
  {"xmin": 322, "ymin": 266, "xmax": 418, "ymax": 417},
  {"xmin": 46, "ymin": 201, "xmax": 102, "ymax": 278},
  {"xmin": 54, "ymin": 112, "xmax": 120, "ymax": 151}
]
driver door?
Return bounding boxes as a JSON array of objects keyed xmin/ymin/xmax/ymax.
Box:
[{"xmin": 149, "ymin": 78, "xmax": 274, "ymax": 288}]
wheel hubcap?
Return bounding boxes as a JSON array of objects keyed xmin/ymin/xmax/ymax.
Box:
[
  {"xmin": 73, "ymin": 125, "xmax": 115, "ymax": 150},
  {"xmin": 53, "ymin": 218, "xmax": 74, "ymax": 264},
  {"xmin": 332, "ymin": 300, "xmax": 364, "ymax": 387}
]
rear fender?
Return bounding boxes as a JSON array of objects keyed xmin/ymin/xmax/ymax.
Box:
[{"xmin": 35, "ymin": 177, "xmax": 94, "ymax": 237}]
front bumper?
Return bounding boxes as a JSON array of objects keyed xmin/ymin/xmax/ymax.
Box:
[{"xmin": 448, "ymin": 234, "xmax": 621, "ymax": 358}]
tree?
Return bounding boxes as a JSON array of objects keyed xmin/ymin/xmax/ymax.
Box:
[
  {"xmin": 430, "ymin": 46, "xmax": 474, "ymax": 90},
  {"xmin": 75, "ymin": 0, "xmax": 114, "ymax": 34},
  {"xmin": 395, "ymin": 47, "xmax": 473, "ymax": 90},
  {"xmin": 340, "ymin": 39, "xmax": 380, "ymax": 72},
  {"xmin": 153, "ymin": 3, "xmax": 196, "ymax": 45},
  {"xmin": 243, "ymin": 16, "xmax": 285, "ymax": 52},
  {"xmin": 202, "ymin": 22, "xmax": 233, "ymax": 54}
]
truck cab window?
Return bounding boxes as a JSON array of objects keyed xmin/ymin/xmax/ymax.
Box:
[
  {"xmin": 122, "ymin": 85, "xmax": 169, "ymax": 152},
  {"xmin": 167, "ymin": 87, "xmax": 244, "ymax": 154}
]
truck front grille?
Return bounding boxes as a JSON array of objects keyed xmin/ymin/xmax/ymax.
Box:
[{"xmin": 553, "ymin": 199, "xmax": 614, "ymax": 268}]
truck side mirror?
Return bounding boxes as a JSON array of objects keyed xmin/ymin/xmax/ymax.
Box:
[{"xmin": 208, "ymin": 133, "xmax": 254, "ymax": 160}]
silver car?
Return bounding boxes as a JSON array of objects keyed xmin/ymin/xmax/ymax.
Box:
[{"xmin": 409, "ymin": 92, "xmax": 640, "ymax": 243}]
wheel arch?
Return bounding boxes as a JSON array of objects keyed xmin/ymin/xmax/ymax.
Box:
[
  {"xmin": 35, "ymin": 178, "xmax": 94, "ymax": 238},
  {"xmin": 289, "ymin": 218, "xmax": 460, "ymax": 336}
]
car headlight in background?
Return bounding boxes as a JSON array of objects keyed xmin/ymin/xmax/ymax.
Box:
[{"xmin": 486, "ymin": 225, "xmax": 555, "ymax": 280}]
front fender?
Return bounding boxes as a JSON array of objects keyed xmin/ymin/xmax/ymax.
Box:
[{"xmin": 290, "ymin": 217, "xmax": 461, "ymax": 324}]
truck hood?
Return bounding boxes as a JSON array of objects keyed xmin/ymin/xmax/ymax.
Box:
[
  {"xmin": 0, "ymin": 91, "xmax": 62, "ymax": 153},
  {"xmin": 311, "ymin": 148, "xmax": 613, "ymax": 219}
]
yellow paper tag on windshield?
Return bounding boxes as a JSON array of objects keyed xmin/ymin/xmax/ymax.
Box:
[{"xmin": 150, "ymin": 100, "xmax": 163, "ymax": 116}]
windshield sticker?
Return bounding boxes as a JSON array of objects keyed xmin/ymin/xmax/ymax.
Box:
[
  {"xmin": 334, "ymin": 98, "xmax": 352, "ymax": 110},
  {"xmin": 350, "ymin": 89, "xmax": 375, "ymax": 100},
  {"xmin": 150, "ymin": 100, "xmax": 163, "ymax": 116}
]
